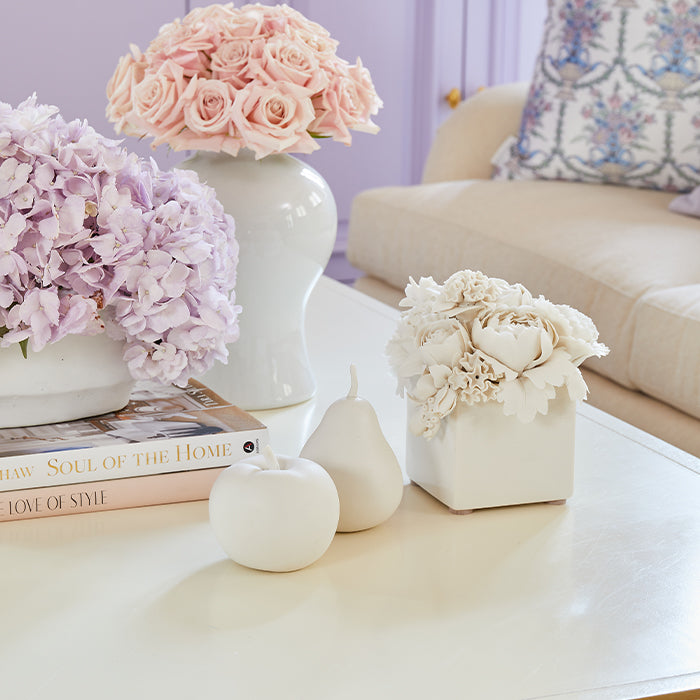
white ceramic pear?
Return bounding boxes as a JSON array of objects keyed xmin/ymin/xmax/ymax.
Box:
[
  {"xmin": 209, "ymin": 446, "xmax": 339, "ymax": 572},
  {"xmin": 300, "ymin": 365, "xmax": 404, "ymax": 532}
]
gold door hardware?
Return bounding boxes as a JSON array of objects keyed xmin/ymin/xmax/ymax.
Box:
[{"xmin": 446, "ymin": 87, "xmax": 462, "ymax": 109}]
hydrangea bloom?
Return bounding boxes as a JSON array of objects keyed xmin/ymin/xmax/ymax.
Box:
[
  {"xmin": 106, "ymin": 2, "xmax": 383, "ymax": 158},
  {"xmin": 0, "ymin": 96, "xmax": 239, "ymax": 385},
  {"xmin": 387, "ymin": 270, "xmax": 609, "ymax": 437}
]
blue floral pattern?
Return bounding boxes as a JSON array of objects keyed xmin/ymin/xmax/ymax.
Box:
[
  {"xmin": 638, "ymin": 0, "xmax": 700, "ymax": 109},
  {"xmin": 493, "ymin": 0, "xmax": 700, "ymax": 191},
  {"xmin": 549, "ymin": 0, "xmax": 613, "ymax": 99}
]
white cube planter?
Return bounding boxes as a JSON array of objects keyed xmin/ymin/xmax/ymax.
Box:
[{"xmin": 406, "ymin": 393, "xmax": 575, "ymax": 513}]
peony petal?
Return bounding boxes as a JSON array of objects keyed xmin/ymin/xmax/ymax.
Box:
[
  {"xmin": 411, "ymin": 372, "xmax": 439, "ymax": 402},
  {"xmin": 428, "ymin": 364, "xmax": 452, "ymax": 388},
  {"xmin": 523, "ymin": 348, "xmax": 576, "ymax": 390},
  {"xmin": 473, "ymin": 321, "xmax": 543, "ymax": 375},
  {"xmin": 499, "ymin": 377, "xmax": 553, "ymax": 423}
]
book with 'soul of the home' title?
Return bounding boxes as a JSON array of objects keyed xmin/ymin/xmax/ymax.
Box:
[{"xmin": 0, "ymin": 379, "xmax": 269, "ymax": 522}]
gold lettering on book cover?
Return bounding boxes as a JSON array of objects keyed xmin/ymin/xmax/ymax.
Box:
[
  {"xmin": 134, "ymin": 450, "xmax": 170, "ymax": 467},
  {"xmin": 175, "ymin": 442, "xmax": 233, "ymax": 462},
  {"xmin": 47, "ymin": 457, "xmax": 98, "ymax": 476},
  {"xmin": 0, "ymin": 467, "xmax": 34, "ymax": 481},
  {"xmin": 102, "ymin": 455, "xmax": 127, "ymax": 470}
]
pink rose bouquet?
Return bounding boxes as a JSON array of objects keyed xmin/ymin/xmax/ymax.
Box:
[
  {"xmin": 0, "ymin": 96, "xmax": 240, "ymax": 385},
  {"xmin": 106, "ymin": 2, "xmax": 383, "ymax": 159}
]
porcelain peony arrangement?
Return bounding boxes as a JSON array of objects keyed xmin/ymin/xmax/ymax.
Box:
[
  {"xmin": 387, "ymin": 270, "xmax": 609, "ymax": 438},
  {"xmin": 0, "ymin": 96, "xmax": 239, "ymax": 385},
  {"xmin": 106, "ymin": 2, "xmax": 382, "ymax": 159}
]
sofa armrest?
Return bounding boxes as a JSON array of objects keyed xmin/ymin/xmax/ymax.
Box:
[{"xmin": 421, "ymin": 82, "xmax": 529, "ymax": 184}]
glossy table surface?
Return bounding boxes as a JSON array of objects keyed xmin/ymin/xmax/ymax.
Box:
[{"xmin": 1, "ymin": 278, "xmax": 699, "ymax": 700}]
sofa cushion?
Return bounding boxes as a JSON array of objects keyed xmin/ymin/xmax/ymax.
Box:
[
  {"xmin": 629, "ymin": 285, "xmax": 700, "ymax": 419},
  {"xmin": 492, "ymin": 0, "xmax": 700, "ymax": 192},
  {"xmin": 347, "ymin": 178, "xmax": 700, "ymax": 415}
]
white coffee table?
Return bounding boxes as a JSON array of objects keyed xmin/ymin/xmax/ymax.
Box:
[{"xmin": 1, "ymin": 277, "xmax": 699, "ymax": 700}]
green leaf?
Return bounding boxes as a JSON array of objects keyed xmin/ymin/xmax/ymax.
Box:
[{"xmin": 0, "ymin": 325, "xmax": 29, "ymax": 358}]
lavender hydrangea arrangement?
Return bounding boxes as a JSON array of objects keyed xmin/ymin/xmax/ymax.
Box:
[{"xmin": 0, "ymin": 96, "xmax": 239, "ymax": 385}]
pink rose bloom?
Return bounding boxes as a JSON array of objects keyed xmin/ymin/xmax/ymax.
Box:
[
  {"xmin": 345, "ymin": 59, "xmax": 383, "ymax": 127},
  {"xmin": 106, "ymin": 46, "xmax": 146, "ymax": 135},
  {"xmin": 183, "ymin": 76, "xmax": 236, "ymax": 136},
  {"xmin": 179, "ymin": 4, "xmax": 251, "ymax": 56},
  {"xmin": 218, "ymin": 6, "xmax": 266, "ymax": 41},
  {"xmin": 310, "ymin": 59, "xmax": 382, "ymax": 143},
  {"xmin": 147, "ymin": 21, "xmax": 215, "ymax": 76},
  {"xmin": 129, "ymin": 60, "xmax": 188, "ymax": 141},
  {"xmin": 278, "ymin": 4, "xmax": 333, "ymax": 43},
  {"xmin": 211, "ymin": 38, "xmax": 263, "ymax": 89},
  {"xmin": 258, "ymin": 4, "xmax": 290, "ymax": 36},
  {"xmin": 232, "ymin": 81, "xmax": 317, "ymax": 158},
  {"xmin": 253, "ymin": 36, "xmax": 328, "ymax": 94},
  {"xmin": 182, "ymin": 3, "xmax": 238, "ymax": 27},
  {"xmin": 309, "ymin": 88, "xmax": 350, "ymax": 144},
  {"xmin": 288, "ymin": 25, "xmax": 338, "ymax": 61},
  {"xmin": 167, "ymin": 130, "xmax": 241, "ymax": 157}
]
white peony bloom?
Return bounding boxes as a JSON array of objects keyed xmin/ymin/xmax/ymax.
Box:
[
  {"xmin": 399, "ymin": 276, "xmax": 441, "ymax": 312},
  {"xmin": 532, "ymin": 296, "xmax": 608, "ymax": 366},
  {"xmin": 416, "ymin": 318, "xmax": 472, "ymax": 368},
  {"xmin": 471, "ymin": 306, "xmax": 557, "ymax": 374}
]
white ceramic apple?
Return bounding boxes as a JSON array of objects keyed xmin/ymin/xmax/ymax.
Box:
[{"xmin": 209, "ymin": 446, "xmax": 339, "ymax": 572}]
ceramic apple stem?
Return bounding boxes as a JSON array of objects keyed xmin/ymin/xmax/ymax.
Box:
[
  {"xmin": 262, "ymin": 445, "xmax": 282, "ymax": 470},
  {"xmin": 348, "ymin": 364, "xmax": 359, "ymax": 399}
]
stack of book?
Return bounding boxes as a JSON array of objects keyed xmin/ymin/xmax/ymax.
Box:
[{"xmin": 0, "ymin": 380, "xmax": 269, "ymax": 521}]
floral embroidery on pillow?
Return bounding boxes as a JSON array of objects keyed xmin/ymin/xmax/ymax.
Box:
[{"xmin": 492, "ymin": 0, "xmax": 700, "ymax": 192}]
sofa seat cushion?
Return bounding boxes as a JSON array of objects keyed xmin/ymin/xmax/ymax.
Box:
[
  {"xmin": 630, "ymin": 286, "xmax": 700, "ymax": 420},
  {"xmin": 347, "ymin": 179, "xmax": 700, "ymax": 417}
]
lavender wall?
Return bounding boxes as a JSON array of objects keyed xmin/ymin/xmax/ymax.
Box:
[{"xmin": 399, "ymin": 0, "xmax": 547, "ymax": 187}]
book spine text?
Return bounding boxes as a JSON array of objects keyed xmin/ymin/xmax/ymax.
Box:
[
  {"xmin": 0, "ymin": 466, "xmax": 226, "ymax": 522},
  {"xmin": 0, "ymin": 428, "xmax": 268, "ymax": 492}
]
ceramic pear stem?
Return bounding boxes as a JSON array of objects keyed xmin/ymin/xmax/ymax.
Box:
[{"xmin": 348, "ymin": 364, "xmax": 359, "ymax": 398}]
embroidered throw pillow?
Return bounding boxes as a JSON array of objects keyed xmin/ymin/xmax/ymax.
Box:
[{"xmin": 492, "ymin": 0, "xmax": 700, "ymax": 192}]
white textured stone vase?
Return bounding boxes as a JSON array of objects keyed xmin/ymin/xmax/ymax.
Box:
[
  {"xmin": 184, "ymin": 150, "xmax": 337, "ymax": 410},
  {"xmin": 0, "ymin": 333, "xmax": 134, "ymax": 428},
  {"xmin": 406, "ymin": 393, "xmax": 576, "ymax": 513}
]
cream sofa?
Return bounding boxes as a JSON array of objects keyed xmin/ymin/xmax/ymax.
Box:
[{"xmin": 347, "ymin": 83, "xmax": 700, "ymax": 458}]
